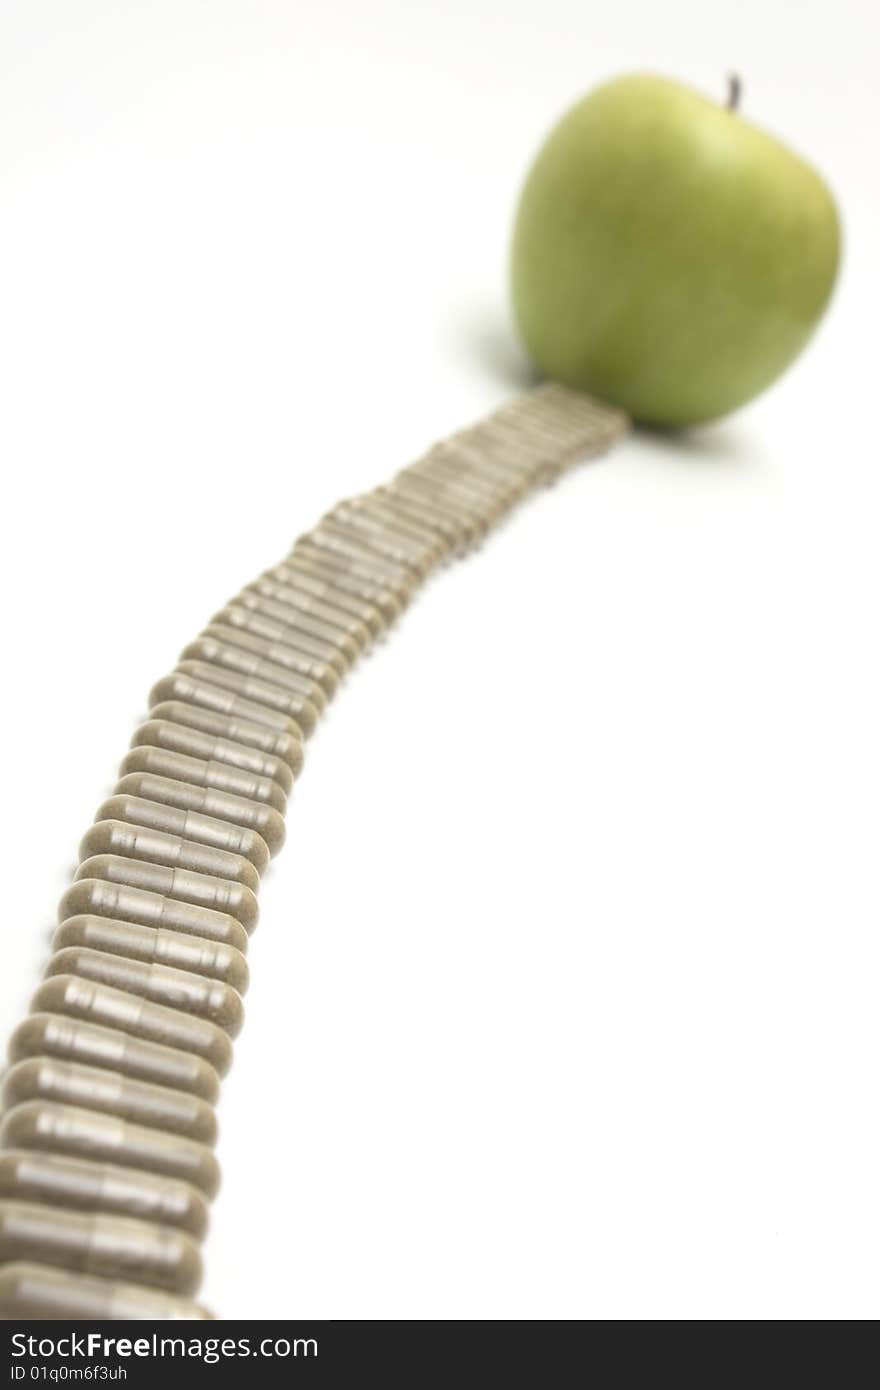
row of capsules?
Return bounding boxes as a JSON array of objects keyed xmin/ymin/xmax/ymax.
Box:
[{"xmin": 0, "ymin": 384, "xmax": 627, "ymax": 1319}]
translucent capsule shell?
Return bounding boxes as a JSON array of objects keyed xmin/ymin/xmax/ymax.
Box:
[
  {"xmin": 148, "ymin": 670, "xmax": 305, "ymax": 742},
  {"xmin": 120, "ymin": 744, "xmax": 287, "ymax": 813},
  {"xmin": 53, "ymin": 916, "xmax": 249, "ymax": 994},
  {"xmin": 0, "ymin": 1101, "xmax": 221, "ymax": 1198},
  {"xmin": 94, "ymin": 795, "xmax": 270, "ymax": 874},
  {"xmin": 173, "ymin": 660, "xmax": 319, "ymax": 738},
  {"xmin": 31, "ymin": 976, "xmax": 233, "ymax": 1076},
  {"xmin": 9, "ymin": 1014, "xmax": 219, "ymax": 1101},
  {"xmin": 281, "ymin": 549, "xmax": 406, "ymax": 622},
  {"xmin": 44, "ymin": 949, "xmax": 244, "ymax": 1037},
  {"xmin": 2, "ymin": 1059, "xmax": 218, "ymax": 1144},
  {"xmin": 147, "ymin": 696, "xmax": 304, "ymax": 771},
  {"xmin": 130, "ymin": 717, "xmax": 295, "ymax": 793},
  {"xmin": 0, "ymin": 1260, "xmax": 213, "ymax": 1320},
  {"xmin": 214, "ymin": 605, "xmax": 348, "ymax": 676},
  {"xmin": 59, "ymin": 878, "xmax": 250, "ymax": 953},
  {"xmin": 76, "ymin": 853, "xmax": 259, "ymax": 932},
  {"xmin": 200, "ymin": 624, "xmax": 339, "ymax": 699},
  {"xmin": 0, "ymin": 1200, "xmax": 203, "ymax": 1294},
  {"xmin": 113, "ymin": 773, "xmax": 285, "ymax": 857},
  {"xmin": 80, "ymin": 819, "xmax": 260, "ymax": 894},
  {"xmin": 0, "ymin": 1150, "xmax": 209, "ymax": 1237},
  {"xmin": 180, "ymin": 636, "xmax": 328, "ymax": 714}
]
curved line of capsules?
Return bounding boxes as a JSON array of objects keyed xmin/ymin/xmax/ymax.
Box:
[{"xmin": 0, "ymin": 385, "xmax": 627, "ymax": 1319}]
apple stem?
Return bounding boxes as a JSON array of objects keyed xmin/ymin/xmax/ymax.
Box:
[{"xmin": 726, "ymin": 73, "xmax": 742, "ymax": 112}]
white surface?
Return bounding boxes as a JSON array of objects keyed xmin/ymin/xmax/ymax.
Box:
[{"xmin": 0, "ymin": 0, "xmax": 877, "ymax": 1321}]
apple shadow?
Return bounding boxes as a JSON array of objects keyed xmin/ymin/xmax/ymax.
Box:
[{"xmin": 462, "ymin": 306, "xmax": 758, "ymax": 471}]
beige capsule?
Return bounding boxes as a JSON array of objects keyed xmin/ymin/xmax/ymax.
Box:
[
  {"xmin": 262, "ymin": 567, "xmax": 378, "ymax": 643},
  {"xmin": 375, "ymin": 483, "xmax": 475, "ymax": 551},
  {"xmin": 31, "ymin": 977, "xmax": 233, "ymax": 1077},
  {"xmin": 0, "ymin": 1101, "xmax": 220, "ymax": 1197},
  {"xmin": 395, "ymin": 463, "xmax": 506, "ymax": 525},
  {"xmin": 0, "ymin": 1201, "xmax": 202, "ymax": 1295},
  {"xmin": 214, "ymin": 604, "xmax": 347, "ymax": 679},
  {"xmin": 173, "ymin": 660, "xmax": 319, "ymax": 740},
  {"xmin": 179, "ymin": 636, "xmax": 328, "ymax": 716},
  {"xmin": 53, "ymin": 915, "xmax": 249, "ymax": 994},
  {"xmin": 301, "ymin": 525, "xmax": 421, "ymax": 595},
  {"xmin": 45, "ymin": 949, "xmax": 244, "ymax": 1037},
  {"xmin": 0, "ymin": 1260, "xmax": 212, "ymax": 1319},
  {"xmin": 149, "ymin": 670, "xmax": 305, "ymax": 743},
  {"xmin": 120, "ymin": 743, "xmax": 287, "ymax": 815},
  {"xmin": 319, "ymin": 509, "xmax": 439, "ymax": 577},
  {"xmin": 385, "ymin": 474, "xmax": 490, "ymax": 543},
  {"xmin": 200, "ymin": 624, "xmax": 339, "ymax": 699},
  {"xmin": 148, "ymin": 696, "xmax": 304, "ymax": 772},
  {"xmin": 131, "ymin": 717, "xmax": 295, "ymax": 794},
  {"xmin": 94, "ymin": 795, "xmax": 270, "ymax": 875},
  {"xmin": 242, "ymin": 582, "xmax": 365, "ymax": 661},
  {"xmin": 9, "ymin": 1014, "xmax": 219, "ymax": 1101},
  {"xmin": 274, "ymin": 552, "xmax": 403, "ymax": 627},
  {"xmin": 288, "ymin": 542, "xmax": 409, "ymax": 618},
  {"xmin": 271, "ymin": 561, "xmax": 389, "ymax": 637},
  {"xmin": 0, "ymin": 1151, "xmax": 208, "ymax": 1237},
  {"xmin": 410, "ymin": 449, "xmax": 525, "ymax": 507},
  {"xmin": 3, "ymin": 1059, "xmax": 217, "ymax": 1145},
  {"xmin": 76, "ymin": 854, "xmax": 259, "ymax": 933},
  {"xmin": 113, "ymin": 773, "xmax": 285, "ymax": 859},
  {"xmin": 80, "ymin": 820, "xmax": 261, "ymax": 895},
  {"xmin": 231, "ymin": 590, "xmax": 362, "ymax": 665},
  {"xmin": 59, "ymin": 879, "xmax": 250, "ymax": 953},
  {"xmin": 331, "ymin": 497, "xmax": 452, "ymax": 568}
]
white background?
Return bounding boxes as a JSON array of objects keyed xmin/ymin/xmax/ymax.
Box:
[{"xmin": 0, "ymin": 0, "xmax": 878, "ymax": 1321}]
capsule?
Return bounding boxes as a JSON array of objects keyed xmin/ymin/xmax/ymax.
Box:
[
  {"xmin": 283, "ymin": 548, "xmax": 407, "ymax": 622},
  {"xmin": 172, "ymin": 661, "xmax": 319, "ymax": 739},
  {"xmin": 240, "ymin": 585, "xmax": 364, "ymax": 662},
  {"xmin": 374, "ymin": 484, "xmax": 473, "ymax": 550},
  {"xmin": 180, "ymin": 636, "xmax": 328, "ymax": 714},
  {"xmin": 9, "ymin": 1015, "xmax": 219, "ymax": 1101},
  {"xmin": 200, "ymin": 624, "xmax": 339, "ymax": 700},
  {"xmin": 147, "ymin": 697, "xmax": 304, "ymax": 772},
  {"xmin": 149, "ymin": 670, "xmax": 305, "ymax": 741},
  {"xmin": 330, "ymin": 498, "xmax": 451, "ymax": 568},
  {"xmin": 113, "ymin": 774, "xmax": 285, "ymax": 858},
  {"xmin": 120, "ymin": 744, "xmax": 286, "ymax": 814},
  {"xmin": 0, "ymin": 1151, "xmax": 208, "ymax": 1237},
  {"xmin": 394, "ymin": 465, "xmax": 501, "ymax": 525},
  {"xmin": 31, "ymin": 977, "xmax": 233, "ymax": 1077},
  {"xmin": 2, "ymin": 1059, "xmax": 218, "ymax": 1144},
  {"xmin": 80, "ymin": 820, "xmax": 261, "ymax": 895},
  {"xmin": 45, "ymin": 950, "xmax": 244, "ymax": 1037},
  {"xmin": 76, "ymin": 855, "xmax": 259, "ymax": 933},
  {"xmin": 319, "ymin": 508, "xmax": 439, "ymax": 576},
  {"xmin": 53, "ymin": 916, "xmax": 249, "ymax": 994},
  {"xmin": 59, "ymin": 879, "xmax": 250, "ymax": 953},
  {"xmin": 0, "ymin": 1101, "xmax": 220, "ymax": 1197},
  {"xmin": 215, "ymin": 604, "xmax": 348, "ymax": 677},
  {"xmin": 303, "ymin": 525, "xmax": 421, "ymax": 594},
  {"xmin": 260, "ymin": 569, "xmax": 376, "ymax": 645},
  {"xmin": 386, "ymin": 474, "xmax": 490, "ymax": 543},
  {"xmin": 94, "ymin": 795, "xmax": 270, "ymax": 874},
  {"xmin": 130, "ymin": 718, "xmax": 296, "ymax": 793},
  {"xmin": 406, "ymin": 454, "xmax": 520, "ymax": 515},
  {"xmin": 0, "ymin": 1260, "xmax": 212, "ymax": 1319},
  {"xmin": 0, "ymin": 1201, "xmax": 202, "ymax": 1294},
  {"xmin": 253, "ymin": 566, "xmax": 387, "ymax": 639}
]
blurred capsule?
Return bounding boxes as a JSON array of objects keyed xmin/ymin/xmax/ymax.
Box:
[
  {"xmin": 131, "ymin": 717, "xmax": 295, "ymax": 793},
  {"xmin": 199, "ymin": 624, "xmax": 338, "ymax": 700},
  {"xmin": 59, "ymin": 879, "xmax": 249, "ymax": 952},
  {"xmin": 147, "ymin": 696, "xmax": 303, "ymax": 771},
  {"xmin": 76, "ymin": 854, "xmax": 258, "ymax": 933},
  {"xmin": 120, "ymin": 744, "xmax": 286, "ymax": 814},
  {"xmin": 0, "ymin": 1150, "xmax": 208, "ymax": 1236},
  {"xmin": 9, "ymin": 1014, "xmax": 219, "ymax": 1101},
  {"xmin": 0, "ymin": 1201, "xmax": 202, "ymax": 1294},
  {"xmin": 215, "ymin": 603, "xmax": 348, "ymax": 675},
  {"xmin": 148, "ymin": 670, "xmax": 305, "ymax": 742},
  {"xmin": 112, "ymin": 774, "xmax": 285, "ymax": 858},
  {"xmin": 240, "ymin": 583, "xmax": 364, "ymax": 662},
  {"xmin": 260, "ymin": 568, "xmax": 377, "ymax": 644},
  {"xmin": 80, "ymin": 820, "xmax": 260, "ymax": 895},
  {"xmin": 2, "ymin": 1059, "xmax": 217, "ymax": 1144},
  {"xmin": 31, "ymin": 977, "xmax": 233, "ymax": 1076},
  {"xmin": 0, "ymin": 1101, "xmax": 220, "ymax": 1197},
  {"xmin": 45, "ymin": 949, "xmax": 244, "ymax": 1037},
  {"xmin": 0, "ymin": 1261, "xmax": 213, "ymax": 1319},
  {"xmin": 172, "ymin": 661, "xmax": 319, "ymax": 739},
  {"xmin": 304, "ymin": 524, "xmax": 421, "ymax": 592},
  {"xmin": 319, "ymin": 509, "xmax": 439, "ymax": 576},
  {"xmin": 270, "ymin": 553, "xmax": 403, "ymax": 627},
  {"xmin": 180, "ymin": 636, "xmax": 328, "ymax": 714},
  {"xmin": 53, "ymin": 916, "xmax": 249, "ymax": 993},
  {"xmin": 94, "ymin": 795, "xmax": 270, "ymax": 875}
]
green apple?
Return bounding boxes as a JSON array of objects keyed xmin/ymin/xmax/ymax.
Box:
[{"xmin": 510, "ymin": 74, "xmax": 841, "ymax": 426}]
